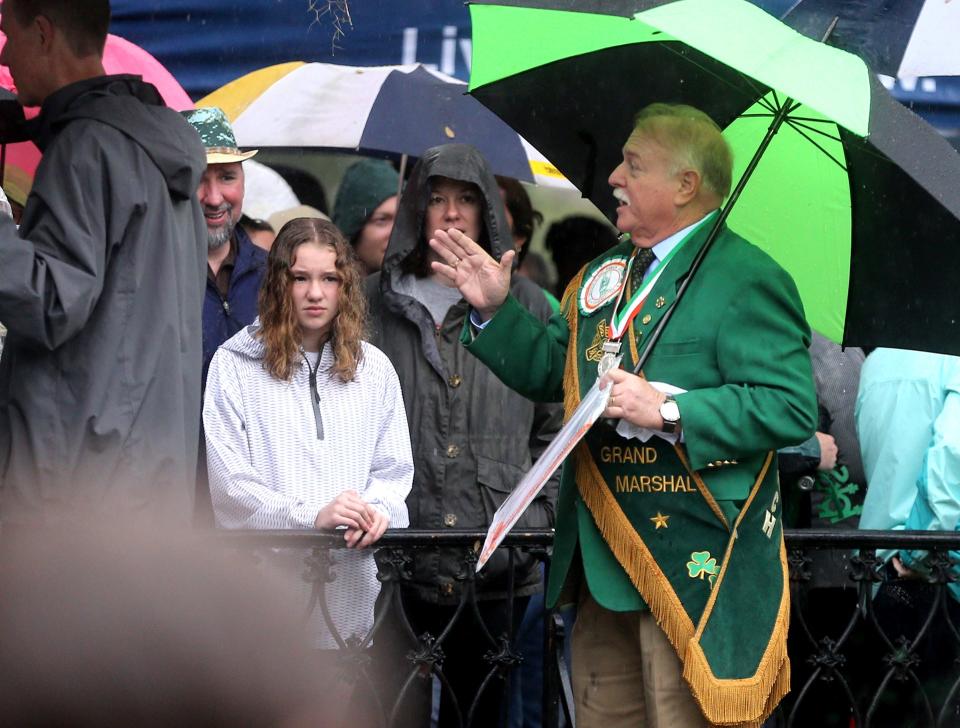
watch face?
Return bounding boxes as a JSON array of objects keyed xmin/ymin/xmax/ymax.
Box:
[{"xmin": 661, "ymin": 401, "xmax": 680, "ymax": 423}]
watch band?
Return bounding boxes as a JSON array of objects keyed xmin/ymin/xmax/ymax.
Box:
[{"xmin": 660, "ymin": 397, "xmax": 680, "ymax": 434}]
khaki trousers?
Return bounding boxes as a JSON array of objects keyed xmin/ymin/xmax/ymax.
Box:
[{"xmin": 571, "ymin": 588, "xmax": 711, "ymax": 728}]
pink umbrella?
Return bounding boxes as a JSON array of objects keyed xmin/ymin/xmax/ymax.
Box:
[{"xmin": 0, "ymin": 29, "xmax": 194, "ymax": 206}]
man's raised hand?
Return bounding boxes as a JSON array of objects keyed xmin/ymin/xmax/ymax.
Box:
[{"xmin": 429, "ymin": 228, "xmax": 513, "ymax": 321}]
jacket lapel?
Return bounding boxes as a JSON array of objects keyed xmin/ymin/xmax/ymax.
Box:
[{"xmin": 626, "ymin": 217, "xmax": 723, "ymax": 370}]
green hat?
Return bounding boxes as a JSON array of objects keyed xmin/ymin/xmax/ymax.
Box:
[
  {"xmin": 333, "ymin": 159, "xmax": 400, "ymax": 241},
  {"xmin": 181, "ymin": 107, "xmax": 258, "ymax": 164}
]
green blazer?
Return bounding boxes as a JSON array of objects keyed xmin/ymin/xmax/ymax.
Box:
[{"xmin": 464, "ymin": 221, "xmax": 817, "ymax": 611}]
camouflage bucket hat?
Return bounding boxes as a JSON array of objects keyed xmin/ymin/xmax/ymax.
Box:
[{"xmin": 181, "ymin": 107, "xmax": 258, "ymax": 164}]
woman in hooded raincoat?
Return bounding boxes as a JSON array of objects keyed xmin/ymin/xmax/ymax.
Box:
[{"xmin": 364, "ymin": 144, "xmax": 561, "ymax": 726}]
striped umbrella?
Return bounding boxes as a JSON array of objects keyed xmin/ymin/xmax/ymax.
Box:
[{"xmin": 198, "ymin": 62, "xmax": 574, "ymax": 189}]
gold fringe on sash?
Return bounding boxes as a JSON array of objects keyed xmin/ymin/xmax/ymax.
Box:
[
  {"xmin": 575, "ymin": 451, "xmax": 696, "ymax": 652},
  {"xmin": 577, "ymin": 445, "xmax": 789, "ymax": 726},
  {"xmin": 627, "ymin": 321, "xmax": 641, "ymax": 366},
  {"xmin": 561, "ymin": 268, "xmax": 586, "ymax": 421},
  {"xmin": 682, "ymin": 540, "xmax": 791, "ymax": 727},
  {"xmin": 681, "ymin": 452, "xmax": 790, "ymax": 725}
]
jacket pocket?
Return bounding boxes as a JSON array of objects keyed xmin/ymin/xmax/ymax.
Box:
[
  {"xmin": 476, "ymin": 455, "xmax": 549, "ymax": 528},
  {"xmin": 656, "ymin": 337, "xmax": 703, "ymax": 357},
  {"xmin": 475, "ymin": 455, "xmax": 544, "ymax": 590}
]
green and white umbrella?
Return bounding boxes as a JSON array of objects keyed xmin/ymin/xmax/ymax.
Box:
[{"xmin": 468, "ymin": 0, "xmax": 960, "ymax": 355}]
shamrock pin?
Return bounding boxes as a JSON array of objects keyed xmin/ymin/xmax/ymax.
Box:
[{"xmin": 687, "ymin": 551, "xmax": 720, "ymax": 587}]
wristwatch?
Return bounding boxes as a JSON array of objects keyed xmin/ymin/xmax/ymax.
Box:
[{"xmin": 659, "ymin": 397, "xmax": 681, "ymax": 434}]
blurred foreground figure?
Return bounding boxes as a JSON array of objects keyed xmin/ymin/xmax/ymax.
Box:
[
  {"xmin": 0, "ymin": 0, "xmax": 206, "ymax": 524},
  {"xmin": 0, "ymin": 525, "xmax": 328, "ymax": 727}
]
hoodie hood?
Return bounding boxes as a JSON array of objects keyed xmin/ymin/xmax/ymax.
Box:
[
  {"xmin": 381, "ymin": 143, "xmax": 513, "ymax": 280},
  {"xmin": 30, "ymin": 75, "xmax": 205, "ymax": 200},
  {"xmin": 220, "ymin": 321, "xmax": 326, "ymax": 371},
  {"xmin": 221, "ymin": 322, "xmax": 268, "ymax": 361}
]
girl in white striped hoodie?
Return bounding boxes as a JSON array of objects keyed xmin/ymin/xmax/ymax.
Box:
[{"xmin": 203, "ymin": 217, "xmax": 413, "ymax": 649}]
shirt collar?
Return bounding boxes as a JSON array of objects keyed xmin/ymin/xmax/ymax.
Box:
[{"xmin": 650, "ymin": 210, "xmax": 717, "ymax": 263}]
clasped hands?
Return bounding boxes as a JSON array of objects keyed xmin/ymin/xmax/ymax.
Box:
[{"xmin": 314, "ymin": 490, "xmax": 389, "ymax": 549}]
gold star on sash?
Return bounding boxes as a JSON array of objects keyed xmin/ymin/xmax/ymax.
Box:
[{"xmin": 651, "ymin": 512, "xmax": 670, "ymax": 529}]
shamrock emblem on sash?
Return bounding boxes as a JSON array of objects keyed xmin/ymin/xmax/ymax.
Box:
[{"xmin": 687, "ymin": 550, "xmax": 720, "ymax": 588}]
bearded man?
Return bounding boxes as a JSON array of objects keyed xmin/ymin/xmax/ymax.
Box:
[{"xmin": 182, "ymin": 107, "xmax": 266, "ymax": 387}]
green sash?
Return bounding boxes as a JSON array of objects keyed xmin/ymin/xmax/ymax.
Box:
[{"xmin": 561, "ymin": 234, "xmax": 790, "ymax": 727}]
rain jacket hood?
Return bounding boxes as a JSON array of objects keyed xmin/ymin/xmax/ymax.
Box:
[
  {"xmin": 30, "ymin": 74, "xmax": 202, "ymax": 200},
  {"xmin": 381, "ymin": 143, "xmax": 513, "ymax": 283}
]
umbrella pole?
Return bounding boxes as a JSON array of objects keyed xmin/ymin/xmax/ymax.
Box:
[
  {"xmin": 632, "ymin": 96, "xmax": 797, "ymax": 374},
  {"xmin": 397, "ymin": 153, "xmax": 407, "ymax": 198}
]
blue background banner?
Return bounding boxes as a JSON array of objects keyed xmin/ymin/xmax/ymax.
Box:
[
  {"xmin": 111, "ymin": 0, "xmax": 474, "ymax": 98},
  {"xmin": 111, "ymin": 0, "xmax": 959, "ymax": 142}
]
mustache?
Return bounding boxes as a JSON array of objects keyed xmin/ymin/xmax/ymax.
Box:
[{"xmin": 204, "ymin": 203, "xmax": 233, "ymax": 215}]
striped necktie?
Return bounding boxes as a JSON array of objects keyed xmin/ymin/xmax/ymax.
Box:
[{"xmin": 630, "ymin": 247, "xmax": 657, "ymax": 295}]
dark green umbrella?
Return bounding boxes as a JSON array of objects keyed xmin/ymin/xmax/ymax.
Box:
[{"xmin": 468, "ymin": 0, "xmax": 960, "ymax": 356}]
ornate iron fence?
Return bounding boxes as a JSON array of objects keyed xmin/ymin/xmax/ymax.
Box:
[
  {"xmin": 781, "ymin": 530, "xmax": 960, "ymax": 728},
  {"xmin": 216, "ymin": 528, "xmax": 960, "ymax": 728}
]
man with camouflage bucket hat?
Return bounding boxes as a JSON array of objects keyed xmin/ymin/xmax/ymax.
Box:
[
  {"xmin": 181, "ymin": 107, "xmax": 265, "ymax": 388},
  {"xmin": 182, "ymin": 107, "xmax": 267, "ymax": 525}
]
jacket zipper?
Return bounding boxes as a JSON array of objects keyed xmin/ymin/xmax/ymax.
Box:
[{"xmin": 301, "ymin": 348, "xmax": 325, "ymax": 440}]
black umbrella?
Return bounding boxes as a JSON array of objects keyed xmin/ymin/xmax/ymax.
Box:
[{"xmin": 764, "ymin": 0, "xmax": 960, "ymax": 78}]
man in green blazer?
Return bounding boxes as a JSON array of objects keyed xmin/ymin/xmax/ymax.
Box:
[{"xmin": 429, "ymin": 104, "xmax": 817, "ymax": 728}]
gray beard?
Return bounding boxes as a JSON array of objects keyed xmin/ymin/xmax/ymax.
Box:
[{"xmin": 207, "ymin": 219, "xmax": 236, "ymax": 252}]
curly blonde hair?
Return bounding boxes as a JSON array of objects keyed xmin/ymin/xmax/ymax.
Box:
[{"xmin": 258, "ymin": 218, "xmax": 366, "ymax": 383}]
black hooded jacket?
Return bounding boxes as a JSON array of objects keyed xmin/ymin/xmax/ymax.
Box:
[
  {"xmin": 0, "ymin": 75, "xmax": 206, "ymax": 524},
  {"xmin": 365, "ymin": 144, "xmax": 561, "ymax": 603}
]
